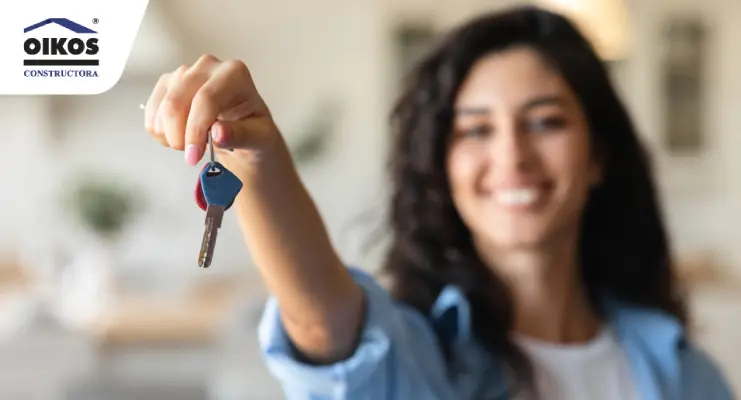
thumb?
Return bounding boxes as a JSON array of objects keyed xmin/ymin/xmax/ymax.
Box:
[{"xmin": 211, "ymin": 117, "xmax": 277, "ymax": 151}]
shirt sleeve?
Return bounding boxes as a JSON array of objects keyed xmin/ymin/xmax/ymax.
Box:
[
  {"xmin": 680, "ymin": 345, "xmax": 735, "ymax": 400},
  {"xmin": 257, "ymin": 267, "xmax": 453, "ymax": 400}
]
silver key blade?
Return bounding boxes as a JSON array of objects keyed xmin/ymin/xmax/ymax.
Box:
[{"xmin": 198, "ymin": 205, "xmax": 226, "ymax": 268}]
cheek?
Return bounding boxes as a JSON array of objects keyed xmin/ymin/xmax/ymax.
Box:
[
  {"xmin": 538, "ymin": 132, "xmax": 595, "ymax": 195},
  {"xmin": 446, "ymin": 144, "xmax": 491, "ymax": 231},
  {"xmin": 446, "ymin": 145, "xmax": 483, "ymax": 197}
]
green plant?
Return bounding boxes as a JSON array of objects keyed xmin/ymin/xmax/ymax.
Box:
[
  {"xmin": 288, "ymin": 98, "xmax": 341, "ymax": 165},
  {"xmin": 64, "ymin": 175, "xmax": 142, "ymax": 241}
]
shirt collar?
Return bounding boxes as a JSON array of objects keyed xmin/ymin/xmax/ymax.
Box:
[
  {"xmin": 429, "ymin": 285, "xmax": 472, "ymax": 345},
  {"xmin": 429, "ymin": 285, "xmax": 684, "ymax": 345},
  {"xmin": 428, "ymin": 285, "xmax": 684, "ymax": 375},
  {"xmin": 428, "ymin": 286, "xmax": 686, "ymax": 399},
  {"xmin": 601, "ymin": 295, "xmax": 684, "ymax": 399}
]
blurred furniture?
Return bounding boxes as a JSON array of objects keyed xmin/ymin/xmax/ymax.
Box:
[
  {"xmin": 677, "ymin": 252, "xmax": 726, "ymax": 288},
  {"xmin": 678, "ymin": 252, "xmax": 741, "ymax": 395},
  {"xmin": 690, "ymin": 286, "xmax": 741, "ymax": 395},
  {"xmin": 0, "ymin": 256, "xmax": 93, "ymax": 399},
  {"xmin": 0, "ymin": 325, "xmax": 96, "ymax": 400},
  {"xmin": 74, "ymin": 272, "xmax": 278, "ymax": 399},
  {"xmin": 67, "ymin": 383, "xmax": 208, "ymax": 400},
  {"xmin": 208, "ymin": 284, "xmax": 284, "ymax": 400},
  {"xmin": 0, "ymin": 257, "xmax": 39, "ymax": 338}
]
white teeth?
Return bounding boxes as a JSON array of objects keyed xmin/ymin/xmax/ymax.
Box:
[{"xmin": 495, "ymin": 188, "xmax": 540, "ymax": 206}]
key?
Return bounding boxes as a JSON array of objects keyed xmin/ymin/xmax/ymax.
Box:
[
  {"xmin": 198, "ymin": 161, "xmax": 243, "ymax": 267},
  {"xmin": 196, "ymin": 131, "xmax": 243, "ymax": 268},
  {"xmin": 138, "ymin": 102, "xmax": 241, "ymax": 267},
  {"xmin": 195, "ymin": 163, "xmax": 237, "ymax": 211},
  {"xmin": 199, "ymin": 202, "xmax": 225, "ymax": 268}
]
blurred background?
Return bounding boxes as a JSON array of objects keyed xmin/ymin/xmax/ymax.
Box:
[{"xmin": 1, "ymin": 0, "xmax": 740, "ymax": 398}]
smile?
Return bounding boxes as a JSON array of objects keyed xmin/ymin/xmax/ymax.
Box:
[{"xmin": 494, "ymin": 187, "xmax": 543, "ymax": 207}]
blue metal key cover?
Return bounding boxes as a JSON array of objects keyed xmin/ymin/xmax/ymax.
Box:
[{"xmin": 199, "ymin": 162, "xmax": 243, "ymax": 207}]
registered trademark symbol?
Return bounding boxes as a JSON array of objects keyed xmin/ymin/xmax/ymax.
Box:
[{"xmin": 92, "ymin": 18, "xmax": 99, "ymax": 24}]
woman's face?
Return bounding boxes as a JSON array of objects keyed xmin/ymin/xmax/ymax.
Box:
[{"xmin": 447, "ymin": 46, "xmax": 601, "ymax": 251}]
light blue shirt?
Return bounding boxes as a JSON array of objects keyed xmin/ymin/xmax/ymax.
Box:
[{"xmin": 258, "ymin": 268, "xmax": 735, "ymax": 400}]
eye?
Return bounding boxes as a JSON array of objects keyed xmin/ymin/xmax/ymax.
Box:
[
  {"xmin": 456, "ymin": 123, "xmax": 492, "ymax": 139},
  {"xmin": 526, "ymin": 116, "xmax": 567, "ymax": 133}
]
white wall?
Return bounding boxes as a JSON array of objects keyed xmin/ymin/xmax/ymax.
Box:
[
  {"xmin": 620, "ymin": 0, "xmax": 741, "ymax": 271},
  {"xmin": 1, "ymin": 0, "xmax": 390, "ymax": 291},
  {"xmin": 1, "ymin": 0, "xmax": 740, "ymax": 291}
]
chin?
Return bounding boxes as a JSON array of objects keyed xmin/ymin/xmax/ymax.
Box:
[
  {"xmin": 486, "ymin": 234, "xmax": 547, "ymax": 250},
  {"xmin": 466, "ymin": 219, "xmax": 543, "ymax": 248},
  {"xmin": 473, "ymin": 213, "xmax": 551, "ymax": 249}
]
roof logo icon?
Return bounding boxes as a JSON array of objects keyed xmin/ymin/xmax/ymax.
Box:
[{"xmin": 24, "ymin": 18, "xmax": 97, "ymax": 34}]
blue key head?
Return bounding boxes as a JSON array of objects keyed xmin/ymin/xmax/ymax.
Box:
[{"xmin": 199, "ymin": 162, "xmax": 243, "ymax": 207}]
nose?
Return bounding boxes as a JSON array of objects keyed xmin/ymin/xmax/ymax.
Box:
[{"xmin": 489, "ymin": 121, "xmax": 534, "ymax": 173}]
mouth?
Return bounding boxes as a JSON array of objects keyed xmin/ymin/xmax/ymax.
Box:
[{"xmin": 492, "ymin": 186, "xmax": 549, "ymax": 209}]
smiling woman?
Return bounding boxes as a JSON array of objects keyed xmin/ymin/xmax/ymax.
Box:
[{"xmin": 140, "ymin": 5, "xmax": 734, "ymax": 400}]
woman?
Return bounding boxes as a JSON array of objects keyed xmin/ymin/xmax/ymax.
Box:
[{"xmin": 143, "ymin": 6, "xmax": 733, "ymax": 400}]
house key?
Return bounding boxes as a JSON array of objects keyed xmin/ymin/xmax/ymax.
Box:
[
  {"xmin": 197, "ymin": 133, "xmax": 243, "ymax": 268},
  {"xmin": 138, "ymin": 103, "xmax": 241, "ymax": 267}
]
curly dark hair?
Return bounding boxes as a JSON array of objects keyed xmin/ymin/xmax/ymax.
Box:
[{"xmin": 381, "ymin": 5, "xmax": 688, "ymax": 395}]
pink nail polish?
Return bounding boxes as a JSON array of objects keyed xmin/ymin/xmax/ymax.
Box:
[
  {"xmin": 212, "ymin": 125, "xmax": 226, "ymax": 144},
  {"xmin": 184, "ymin": 144, "xmax": 199, "ymax": 165}
]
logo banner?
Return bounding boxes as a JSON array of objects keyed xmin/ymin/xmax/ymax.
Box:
[{"xmin": 0, "ymin": 0, "xmax": 149, "ymax": 95}]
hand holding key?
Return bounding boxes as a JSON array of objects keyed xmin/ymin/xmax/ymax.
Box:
[
  {"xmin": 143, "ymin": 54, "xmax": 364, "ymax": 364},
  {"xmin": 143, "ymin": 55, "xmax": 280, "ymax": 268},
  {"xmin": 143, "ymin": 55, "xmax": 281, "ymax": 170}
]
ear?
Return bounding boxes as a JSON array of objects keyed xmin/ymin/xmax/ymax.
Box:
[
  {"xmin": 587, "ymin": 151, "xmax": 605, "ymax": 188},
  {"xmin": 586, "ymin": 136, "xmax": 607, "ymax": 188}
]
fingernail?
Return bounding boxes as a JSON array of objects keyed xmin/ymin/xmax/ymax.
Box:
[
  {"xmin": 212, "ymin": 125, "xmax": 226, "ymax": 144},
  {"xmin": 184, "ymin": 144, "xmax": 199, "ymax": 166}
]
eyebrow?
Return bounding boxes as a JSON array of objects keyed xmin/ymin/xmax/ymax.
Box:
[
  {"xmin": 523, "ymin": 95, "xmax": 565, "ymax": 110},
  {"xmin": 454, "ymin": 94, "xmax": 566, "ymax": 116}
]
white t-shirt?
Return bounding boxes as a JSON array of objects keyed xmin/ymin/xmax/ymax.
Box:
[{"xmin": 513, "ymin": 327, "xmax": 641, "ymax": 400}]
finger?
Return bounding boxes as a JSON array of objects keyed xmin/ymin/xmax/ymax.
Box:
[
  {"xmin": 211, "ymin": 117, "xmax": 275, "ymax": 150},
  {"xmin": 144, "ymin": 72, "xmax": 171, "ymax": 136},
  {"xmin": 148, "ymin": 130, "xmax": 170, "ymax": 147},
  {"xmin": 185, "ymin": 60, "xmax": 255, "ymax": 152},
  {"xmin": 159, "ymin": 56, "xmax": 221, "ymax": 160},
  {"xmin": 190, "ymin": 53, "xmax": 222, "ymax": 71},
  {"xmin": 178, "ymin": 57, "xmax": 223, "ymax": 165},
  {"xmin": 158, "ymin": 65, "xmax": 201, "ymax": 152},
  {"xmin": 162, "ymin": 66, "xmax": 193, "ymax": 136},
  {"xmin": 153, "ymin": 65, "xmax": 188, "ymax": 140}
]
